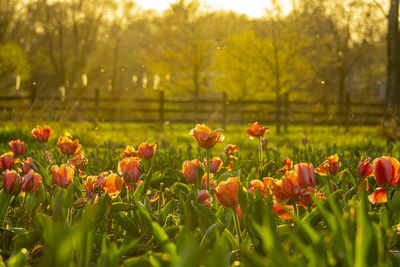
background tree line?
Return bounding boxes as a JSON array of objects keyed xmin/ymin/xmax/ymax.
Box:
[{"xmin": 0, "ymin": 0, "xmax": 395, "ymax": 107}]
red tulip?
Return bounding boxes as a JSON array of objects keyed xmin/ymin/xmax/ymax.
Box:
[
  {"xmin": 201, "ymin": 173, "xmax": 216, "ymax": 190},
  {"xmin": 3, "ymin": 169, "xmax": 22, "ymax": 195},
  {"xmin": 205, "ymin": 157, "xmax": 223, "ymax": 173},
  {"xmin": 31, "ymin": 125, "xmax": 52, "ymax": 143},
  {"xmin": 197, "ymin": 190, "xmax": 212, "ymax": 207},
  {"xmin": 315, "ymin": 154, "xmax": 341, "ymax": 175},
  {"xmin": 118, "ymin": 157, "xmax": 141, "ymax": 184},
  {"xmin": 22, "ymin": 157, "xmax": 38, "ymax": 174},
  {"xmin": 372, "ymin": 156, "xmax": 400, "ymax": 186},
  {"xmin": 137, "ymin": 142, "xmax": 157, "ymax": 159},
  {"xmin": 246, "ymin": 122, "xmax": 269, "ymax": 140},
  {"xmin": 294, "ymin": 163, "xmax": 315, "ymax": 188},
  {"xmin": 0, "ymin": 152, "xmax": 14, "ymax": 170},
  {"xmin": 358, "ymin": 157, "xmax": 373, "ymax": 178},
  {"xmin": 52, "ymin": 164, "xmax": 74, "ymax": 188},
  {"xmin": 180, "ymin": 159, "xmax": 203, "ymax": 184},
  {"xmin": 368, "ymin": 187, "xmax": 387, "ymax": 204},
  {"xmin": 190, "ymin": 124, "xmax": 224, "ymax": 148},
  {"xmin": 215, "ymin": 177, "xmax": 239, "ymax": 207},
  {"xmin": 22, "ymin": 170, "xmax": 42, "ymax": 193},
  {"xmin": 9, "ymin": 140, "xmax": 25, "ymax": 156}
]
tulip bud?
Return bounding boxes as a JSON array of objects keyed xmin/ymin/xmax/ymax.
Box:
[
  {"xmin": 197, "ymin": 190, "xmax": 212, "ymax": 207},
  {"xmin": 118, "ymin": 157, "xmax": 141, "ymax": 184},
  {"xmin": 52, "ymin": 164, "xmax": 74, "ymax": 188},
  {"xmin": 214, "ymin": 177, "xmax": 239, "ymax": 207},
  {"xmin": 3, "ymin": 169, "xmax": 22, "ymax": 195},
  {"xmin": 0, "ymin": 152, "xmax": 14, "ymax": 170},
  {"xmin": 22, "ymin": 170, "xmax": 42, "ymax": 193},
  {"xmin": 9, "ymin": 140, "xmax": 25, "ymax": 156},
  {"xmin": 137, "ymin": 142, "xmax": 157, "ymax": 159},
  {"xmin": 180, "ymin": 159, "xmax": 203, "ymax": 184}
]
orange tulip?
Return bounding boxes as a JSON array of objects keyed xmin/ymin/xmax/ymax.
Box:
[
  {"xmin": 201, "ymin": 173, "xmax": 216, "ymax": 190},
  {"xmin": 197, "ymin": 190, "xmax": 213, "ymax": 207},
  {"xmin": 272, "ymin": 201, "xmax": 294, "ymax": 220},
  {"xmin": 246, "ymin": 122, "xmax": 269, "ymax": 140},
  {"xmin": 52, "ymin": 164, "xmax": 74, "ymax": 188},
  {"xmin": 94, "ymin": 172, "xmax": 108, "ymax": 190},
  {"xmin": 137, "ymin": 142, "xmax": 157, "ymax": 159},
  {"xmin": 9, "ymin": 140, "xmax": 25, "ymax": 156},
  {"xmin": 120, "ymin": 145, "xmax": 139, "ymax": 158},
  {"xmin": 281, "ymin": 171, "xmax": 301, "ymax": 200},
  {"xmin": 294, "ymin": 163, "xmax": 315, "ymax": 188},
  {"xmin": 180, "ymin": 159, "xmax": 203, "ymax": 184},
  {"xmin": 31, "ymin": 125, "xmax": 52, "ymax": 143},
  {"xmin": 0, "ymin": 152, "xmax": 14, "ymax": 170},
  {"xmin": 190, "ymin": 124, "xmax": 224, "ymax": 148},
  {"xmin": 249, "ymin": 179, "xmax": 267, "ymax": 198},
  {"xmin": 277, "ymin": 157, "xmax": 293, "ymax": 174},
  {"xmin": 215, "ymin": 177, "xmax": 239, "ymax": 207},
  {"xmin": 358, "ymin": 157, "xmax": 373, "ymax": 178},
  {"xmin": 22, "ymin": 157, "xmax": 38, "ymax": 174},
  {"xmin": 103, "ymin": 173, "xmax": 123, "ymax": 196},
  {"xmin": 223, "ymin": 144, "xmax": 240, "ymax": 156},
  {"xmin": 372, "ymin": 156, "xmax": 400, "ymax": 186},
  {"xmin": 263, "ymin": 177, "xmax": 287, "ymax": 201},
  {"xmin": 368, "ymin": 187, "xmax": 387, "ymax": 204},
  {"xmin": 149, "ymin": 192, "xmax": 164, "ymax": 206},
  {"xmin": 300, "ymin": 187, "xmax": 316, "ymax": 206},
  {"xmin": 315, "ymin": 154, "xmax": 341, "ymax": 176},
  {"xmin": 57, "ymin": 136, "xmax": 82, "ymax": 155},
  {"xmin": 68, "ymin": 151, "xmax": 88, "ymax": 169},
  {"xmin": 3, "ymin": 169, "xmax": 22, "ymax": 195},
  {"xmin": 205, "ymin": 157, "xmax": 223, "ymax": 173},
  {"xmin": 83, "ymin": 176, "xmax": 98, "ymax": 200},
  {"xmin": 118, "ymin": 157, "xmax": 141, "ymax": 184},
  {"xmin": 22, "ymin": 170, "xmax": 42, "ymax": 193}
]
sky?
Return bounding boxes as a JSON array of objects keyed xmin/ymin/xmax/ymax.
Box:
[{"xmin": 134, "ymin": 0, "xmax": 293, "ymax": 18}]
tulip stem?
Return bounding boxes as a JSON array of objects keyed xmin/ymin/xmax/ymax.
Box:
[
  {"xmin": 232, "ymin": 207, "xmax": 241, "ymax": 246},
  {"xmin": 206, "ymin": 148, "xmax": 211, "ymax": 192},
  {"xmin": 258, "ymin": 137, "xmax": 263, "ymax": 176},
  {"xmin": 158, "ymin": 183, "xmax": 164, "ymax": 215}
]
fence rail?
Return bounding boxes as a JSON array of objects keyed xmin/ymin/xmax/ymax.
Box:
[{"xmin": 0, "ymin": 89, "xmax": 388, "ymax": 132}]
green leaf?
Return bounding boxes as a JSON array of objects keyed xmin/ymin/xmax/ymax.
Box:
[{"xmin": 0, "ymin": 190, "xmax": 13, "ymax": 228}]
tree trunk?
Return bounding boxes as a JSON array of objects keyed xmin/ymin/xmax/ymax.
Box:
[{"xmin": 386, "ymin": 0, "xmax": 400, "ymax": 111}]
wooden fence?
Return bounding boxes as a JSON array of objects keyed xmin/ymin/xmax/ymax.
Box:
[{"xmin": 0, "ymin": 89, "xmax": 388, "ymax": 132}]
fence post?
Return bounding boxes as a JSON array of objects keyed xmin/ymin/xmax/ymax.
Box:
[
  {"xmin": 276, "ymin": 94, "xmax": 281, "ymax": 134},
  {"xmin": 222, "ymin": 92, "xmax": 227, "ymax": 130},
  {"xmin": 284, "ymin": 92, "xmax": 289, "ymax": 133},
  {"xmin": 159, "ymin": 90, "xmax": 164, "ymax": 131},
  {"xmin": 194, "ymin": 91, "xmax": 199, "ymax": 123},
  {"xmin": 95, "ymin": 88, "xmax": 99, "ymax": 122},
  {"xmin": 345, "ymin": 93, "xmax": 350, "ymax": 132},
  {"xmin": 30, "ymin": 86, "xmax": 36, "ymax": 105}
]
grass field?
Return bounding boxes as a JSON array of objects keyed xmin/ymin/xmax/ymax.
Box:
[{"xmin": 1, "ymin": 121, "xmax": 400, "ymax": 266}]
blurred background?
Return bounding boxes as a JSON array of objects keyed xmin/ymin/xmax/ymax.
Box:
[{"xmin": 0, "ymin": 0, "xmax": 398, "ymax": 131}]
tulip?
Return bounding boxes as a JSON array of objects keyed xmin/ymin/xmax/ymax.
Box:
[
  {"xmin": 197, "ymin": 190, "xmax": 213, "ymax": 207},
  {"xmin": 68, "ymin": 151, "xmax": 88, "ymax": 169},
  {"xmin": 22, "ymin": 157, "xmax": 38, "ymax": 174},
  {"xmin": 31, "ymin": 125, "xmax": 52, "ymax": 143},
  {"xmin": 118, "ymin": 157, "xmax": 141, "ymax": 184},
  {"xmin": 137, "ymin": 142, "xmax": 157, "ymax": 159},
  {"xmin": 52, "ymin": 164, "xmax": 74, "ymax": 188},
  {"xmin": 45, "ymin": 151, "xmax": 52, "ymax": 163},
  {"xmin": 272, "ymin": 201, "xmax": 294, "ymax": 220},
  {"xmin": 94, "ymin": 172, "xmax": 108, "ymax": 190},
  {"xmin": 205, "ymin": 157, "xmax": 223, "ymax": 173},
  {"xmin": 223, "ymin": 144, "xmax": 240, "ymax": 156},
  {"xmin": 368, "ymin": 187, "xmax": 387, "ymax": 204},
  {"xmin": 83, "ymin": 176, "xmax": 97, "ymax": 200},
  {"xmin": 277, "ymin": 157, "xmax": 293, "ymax": 174},
  {"xmin": 300, "ymin": 187, "xmax": 316, "ymax": 206},
  {"xmin": 214, "ymin": 177, "xmax": 239, "ymax": 207},
  {"xmin": 22, "ymin": 170, "xmax": 42, "ymax": 193},
  {"xmin": 190, "ymin": 124, "xmax": 224, "ymax": 149},
  {"xmin": 57, "ymin": 136, "xmax": 82, "ymax": 155},
  {"xmin": 9, "ymin": 140, "xmax": 25, "ymax": 156},
  {"xmin": 103, "ymin": 173, "xmax": 123, "ymax": 196},
  {"xmin": 263, "ymin": 177, "xmax": 287, "ymax": 201},
  {"xmin": 201, "ymin": 173, "xmax": 216, "ymax": 190},
  {"xmin": 315, "ymin": 154, "xmax": 341, "ymax": 176},
  {"xmin": 281, "ymin": 171, "xmax": 301, "ymax": 200},
  {"xmin": 294, "ymin": 163, "xmax": 316, "ymax": 188},
  {"xmin": 0, "ymin": 152, "xmax": 14, "ymax": 170},
  {"xmin": 302, "ymin": 136, "xmax": 307, "ymax": 145},
  {"xmin": 246, "ymin": 122, "xmax": 269, "ymax": 140},
  {"xmin": 180, "ymin": 159, "xmax": 203, "ymax": 184},
  {"xmin": 3, "ymin": 169, "xmax": 22, "ymax": 195},
  {"xmin": 149, "ymin": 192, "xmax": 164, "ymax": 206},
  {"xmin": 249, "ymin": 179, "xmax": 267, "ymax": 198},
  {"xmin": 120, "ymin": 145, "xmax": 139, "ymax": 158},
  {"xmin": 372, "ymin": 156, "xmax": 400, "ymax": 186},
  {"xmin": 358, "ymin": 157, "xmax": 373, "ymax": 178}
]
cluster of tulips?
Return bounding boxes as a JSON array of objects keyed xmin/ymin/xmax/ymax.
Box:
[{"xmin": 0, "ymin": 122, "xmax": 399, "ymax": 229}]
